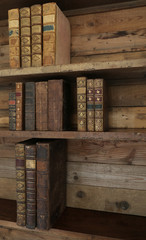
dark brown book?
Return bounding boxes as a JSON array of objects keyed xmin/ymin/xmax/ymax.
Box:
[
  {"xmin": 37, "ymin": 140, "xmax": 66, "ymax": 229},
  {"xmin": 36, "ymin": 82, "xmax": 48, "ymax": 130},
  {"xmin": 48, "ymin": 79, "xmax": 69, "ymax": 131},
  {"xmin": 16, "ymin": 82, "xmax": 24, "ymax": 130},
  {"xmin": 9, "ymin": 92, "xmax": 16, "ymax": 130},
  {"xmin": 87, "ymin": 79, "xmax": 94, "ymax": 132},
  {"xmin": 25, "ymin": 82, "xmax": 35, "ymax": 130},
  {"xmin": 25, "ymin": 143, "xmax": 37, "ymax": 229}
]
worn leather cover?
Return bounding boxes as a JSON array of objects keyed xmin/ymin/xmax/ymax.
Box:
[
  {"xmin": 87, "ymin": 79, "xmax": 94, "ymax": 131},
  {"xmin": 9, "ymin": 92, "xmax": 16, "ymax": 130},
  {"xmin": 36, "ymin": 140, "xmax": 66, "ymax": 229},
  {"xmin": 8, "ymin": 8, "xmax": 20, "ymax": 68},
  {"xmin": 25, "ymin": 82, "xmax": 35, "ymax": 130},
  {"xmin": 36, "ymin": 82, "xmax": 48, "ymax": 130},
  {"xmin": 16, "ymin": 82, "xmax": 24, "ymax": 130}
]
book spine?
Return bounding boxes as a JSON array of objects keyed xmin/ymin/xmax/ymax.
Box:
[
  {"xmin": 8, "ymin": 8, "xmax": 20, "ymax": 68},
  {"xmin": 9, "ymin": 92, "xmax": 16, "ymax": 130},
  {"xmin": 87, "ymin": 79, "xmax": 94, "ymax": 131},
  {"xmin": 20, "ymin": 7, "xmax": 31, "ymax": 68},
  {"xmin": 16, "ymin": 82, "xmax": 24, "ymax": 130},
  {"xmin": 25, "ymin": 82, "xmax": 35, "ymax": 131},
  {"xmin": 36, "ymin": 82, "xmax": 48, "ymax": 130},
  {"xmin": 94, "ymin": 78, "xmax": 104, "ymax": 131},
  {"xmin": 15, "ymin": 143, "xmax": 26, "ymax": 226},
  {"xmin": 25, "ymin": 144, "xmax": 36, "ymax": 229},
  {"xmin": 43, "ymin": 3, "xmax": 56, "ymax": 66},
  {"xmin": 77, "ymin": 77, "xmax": 87, "ymax": 131},
  {"xmin": 37, "ymin": 143, "xmax": 50, "ymax": 229},
  {"xmin": 31, "ymin": 4, "xmax": 42, "ymax": 67},
  {"xmin": 48, "ymin": 80, "xmax": 64, "ymax": 131}
]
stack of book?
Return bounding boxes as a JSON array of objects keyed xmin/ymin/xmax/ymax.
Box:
[
  {"xmin": 16, "ymin": 139, "xmax": 66, "ymax": 229},
  {"xmin": 9, "ymin": 80, "xmax": 70, "ymax": 131},
  {"xmin": 8, "ymin": 2, "xmax": 70, "ymax": 68},
  {"xmin": 77, "ymin": 77, "xmax": 107, "ymax": 132}
]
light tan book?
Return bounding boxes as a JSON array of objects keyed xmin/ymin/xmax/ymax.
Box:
[
  {"xmin": 8, "ymin": 8, "xmax": 20, "ymax": 68},
  {"xmin": 20, "ymin": 7, "xmax": 31, "ymax": 68},
  {"xmin": 31, "ymin": 4, "xmax": 42, "ymax": 67},
  {"xmin": 43, "ymin": 2, "xmax": 70, "ymax": 66}
]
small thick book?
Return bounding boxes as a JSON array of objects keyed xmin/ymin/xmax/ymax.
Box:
[
  {"xmin": 25, "ymin": 82, "xmax": 35, "ymax": 131},
  {"xmin": 37, "ymin": 140, "xmax": 66, "ymax": 229},
  {"xmin": 77, "ymin": 77, "xmax": 87, "ymax": 131},
  {"xmin": 43, "ymin": 2, "xmax": 70, "ymax": 66},
  {"xmin": 8, "ymin": 8, "xmax": 20, "ymax": 68},
  {"xmin": 31, "ymin": 4, "xmax": 42, "ymax": 67},
  {"xmin": 9, "ymin": 92, "xmax": 16, "ymax": 130},
  {"xmin": 16, "ymin": 82, "xmax": 24, "ymax": 130},
  {"xmin": 36, "ymin": 81, "xmax": 48, "ymax": 130},
  {"xmin": 20, "ymin": 7, "xmax": 31, "ymax": 68},
  {"xmin": 87, "ymin": 79, "xmax": 94, "ymax": 131}
]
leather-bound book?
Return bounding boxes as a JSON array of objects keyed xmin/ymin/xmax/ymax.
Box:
[
  {"xmin": 36, "ymin": 82, "xmax": 48, "ymax": 130},
  {"xmin": 87, "ymin": 79, "xmax": 94, "ymax": 131},
  {"xmin": 16, "ymin": 82, "xmax": 24, "ymax": 130},
  {"xmin": 77, "ymin": 77, "xmax": 87, "ymax": 131},
  {"xmin": 20, "ymin": 7, "xmax": 31, "ymax": 68},
  {"xmin": 25, "ymin": 82, "xmax": 35, "ymax": 131},
  {"xmin": 25, "ymin": 143, "xmax": 37, "ymax": 229},
  {"xmin": 31, "ymin": 4, "xmax": 42, "ymax": 67},
  {"xmin": 94, "ymin": 78, "xmax": 107, "ymax": 131},
  {"xmin": 48, "ymin": 79, "xmax": 69, "ymax": 131},
  {"xmin": 43, "ymin": 2, "xmax": 70, "ymax": 66},
  {"xmin": 9, "ymin": 92, "xmax": 16, "ymax": 130},
  {"xmin": 37, "ymin": 140, "xmax": 66, "ymax": 229},
  {"xmin": 8, "ymin": 8, "xmax": 20, "ymax": 68}
]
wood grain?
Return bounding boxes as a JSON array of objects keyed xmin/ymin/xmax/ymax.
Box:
[
  {"xmin": 0, "ymin": 178, "xmax": 16, "ymax": 200},
  {"xmin": 67, "ymin": 184, "xmax": 146, "ymax": 216},
  {"xmin": 0, "ymin": 158, "xmax": 15, "ymax": 178},
  {"xmin": 0, "ymin": 144, "xmax": 15, "ymax": 158},
  {"xmin": 0, "ymin": 110, "xmax": 9, "ymax": 127}
]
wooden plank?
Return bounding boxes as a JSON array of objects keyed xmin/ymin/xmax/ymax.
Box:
[
  {"xmin": 0, "ymin": 199, "xmax": 16, "ymax": 222},
  {"xmin": 0, "ymin": 178, "xmax": 16, "ymax": 200},
  {"xmin": 0, "ymin": 144, "xmax": 15, "ymax": 158},
  {"xmin": 109, "ymin": 107, "xmax": 146, "ymax": 128},
  {"xmin": 0, "ymin": 110, "xmax": 9, "ymax": 128},
  {"xmin": 67, "ymin": 162, "xmax": 146, "ymax": 190},
  {"xmin": 0, "ymin": 90, "xmax": 9, "ymax": 109},
  {"xmin": 0, "ymin": 21, "xmax": 8, "ymax": 45},
  {"xmin": 0, "ymin": 45, "xmax": 9, "ymax": 70},
  {"xmin": 0, "ymin": 137, "xmax": 28, "ymax": 144},
  {"xmin": 67, "ymin": 140, "xmax": 146, "ymax": 166},
  {"xmin": 67, "ymin": 184, "xmax": 146, "ymax": 216},
  {"xmin": 0, "ymin": 158, "xmax": 15, "ymax": 178}
]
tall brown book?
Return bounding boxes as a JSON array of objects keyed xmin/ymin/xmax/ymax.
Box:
[
  {"xmin": 31, "ymin": 4, "xmax": 42, "ymax": 67},
  {"xmin": 25, "ymin": 143, "xmax": 37, "ymax": 229},
  {"xmin": 43, "ymin": 2, "xmax": 70, "ymax": 66},
  {"xmin": 20, "ymin": 7, "xmax": 31, "ymax": 68},
  {"xmin": 8, "ymin": 8, "xmax": 20, "ymax": 68},
  {"xmin": 87, "ymin": 79, "xmax": 94, "ymax": 131},
  {"xmin": 25, "ymin": 82, "xmax": 35, "ymax": 131},
  {"xmin": 16, "ymin": 82, "xmax": 24, "ymax": 130},
  {"xmin": 77, "ymin": 77, "xmax": 87, "ymax": 131},
  {"xmin": 36, "ymin": 82, "xmax": 48, "ymax": 131},
  {"xmin": 37, "ymin": 140, "xmax": 66, "ymax": 229}
]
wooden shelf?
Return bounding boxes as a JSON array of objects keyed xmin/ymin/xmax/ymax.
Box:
[
  {"xmin": 1, "ymin": 129, "xmax": 146, "ymax": 141},
  {"xmin": 0, "ymin": 59, "xmax": 146, "ymax": 82}
]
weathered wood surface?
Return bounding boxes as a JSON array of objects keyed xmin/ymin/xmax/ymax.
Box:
[
  {"xmin": 0, "ymin": 144, "xmax": 15, "ymax": 157},
  {"xmin": 67, "ymin": 162, "xmax": 146, "ymax": 190},
  {"xmin": 0, "ymin": 199, "xmax": 16, "ymax": 222},
  {"xmin": 67, "ymin": 184, "xmax": 146, "ymax": 216},
  {"xmin": 0, "ymin": 110, "xmax": 9, "ymax": 127},
  {"xmin": 0, "ymin": 178, "xmax": 16, "ymax": 200},
  {"xmin": 0, "ymin": 157, "xmax": 15, "ymax": 178}
]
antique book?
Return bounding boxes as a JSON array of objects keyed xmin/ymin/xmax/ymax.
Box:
[
  {"xmin": 87, "ymin": 79, "xmax": 94, "ymax": 132},
  {"xmin": 37, "ymin": 140, "xmax": 66, "ymax": 229},
  {"xmin": 25, "ymin": 82, "xmax": 35, "ymax": 131},
  {"xmin": 36, "ymin": 82, "xmax": 48, "ymax": 130},
  {"xmin": 16, "ymin": 82, "xmax": 24, "ymax": 130},
  {"xmin": 9, "ymin": 92, "xmax": 16, "ymax": 130},
  {"xmin": 31, "ymin": 4, "xmax": 42, "ymax": 67},
  {"xmin": 8, "ymin": 8, "xmax": 20, "ymax": 68},
  {"xmin": 48, "ymin": 79, "xmax": 69, "ymax": 131},
  {"xmin": 77, "ymin": 77, "xmax": 87, "ymax": 131},
  {"xmin": 43, "ymin": 2, "xmax": 70, "ymax": 66},
  {"xmin": 20, "ymin": 7, "xmax": 31, "ymax": 68},
  {"xmin": 94, "ymin": 78, "xmax": 107, "ymax": 131},
  {"xmin": 25, "ymin": 143, "xmax": 37, "ymax": 229}
]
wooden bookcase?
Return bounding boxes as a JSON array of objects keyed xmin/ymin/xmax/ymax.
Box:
[{"xmin": 0, "ymin": 0, "xmax": 146, "ymax": 239}]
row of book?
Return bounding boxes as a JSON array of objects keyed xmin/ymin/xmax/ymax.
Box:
[
  {"xmin": 16, "ymin": 139, "xmax": 66, "ymax": 229},
  {"xmin": 8, "ymin": 2, "xmax": 70, "ymax": 68},
  {"xmin": 9, "ymin": 80, "xmax": 70, "ymax": 131},
  {"xmin": 77, "ymin": 77, "xmax": 107, "ymax": 132}
]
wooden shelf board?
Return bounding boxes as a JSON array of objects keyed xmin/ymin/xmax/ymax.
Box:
[
  {"xmin": 0, "ymin": 129, "xmax": 146, "ymax": 141},
  {"xmin": 0, "ymin": 59, "xmax": 146, "ymax": 82}
]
